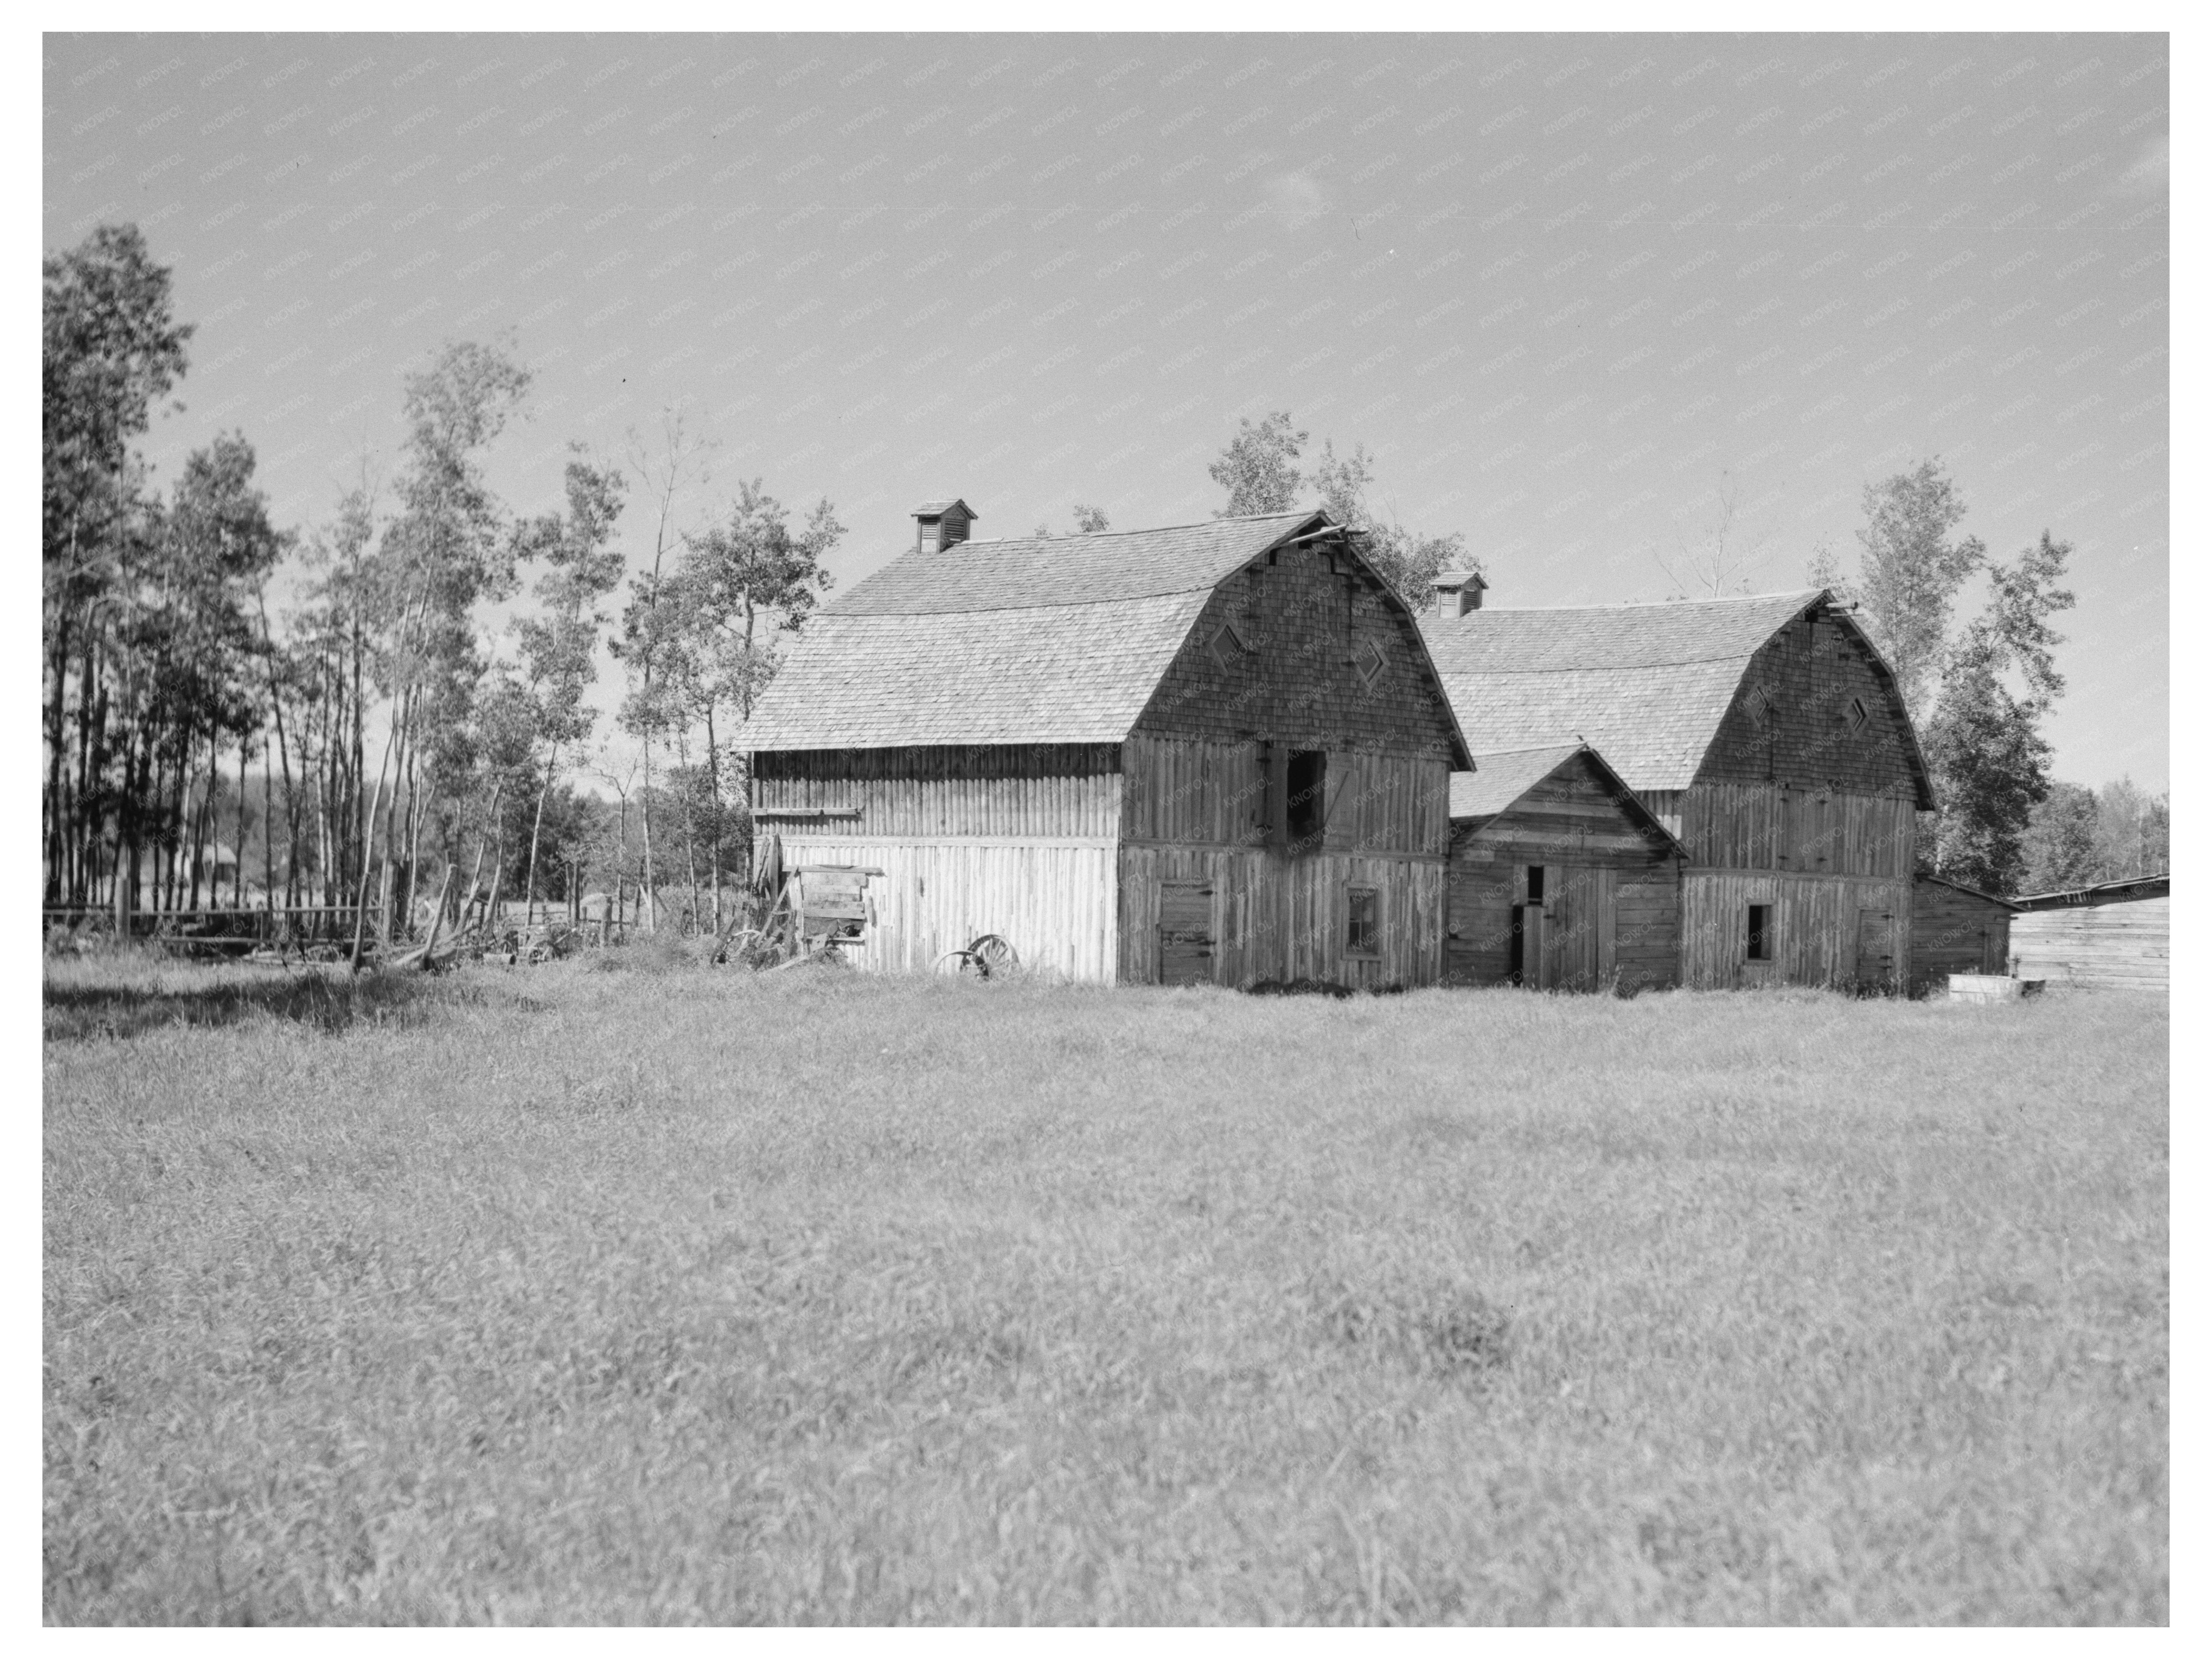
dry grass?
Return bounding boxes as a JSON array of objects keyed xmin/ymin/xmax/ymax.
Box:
[{"xmin": 44, "ymin": 952, "xmax": 2167, "ymax": 1624}]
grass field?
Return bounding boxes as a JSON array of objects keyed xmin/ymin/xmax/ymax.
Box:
[{"xmin": 43, "ymin": 950, "xmax": 2167, "ymax": 1624}]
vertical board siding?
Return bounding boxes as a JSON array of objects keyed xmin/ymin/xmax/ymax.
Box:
[
  {"xmin": 2010, "ymin": 898, "xmax": 2169, "ymax": 990},
  {"xmin": 1908, "ymin": 878, "xmax": 2015, "ymax": 994},
  {"xmin": 1679, "ymin": 870, "xmax": 1910, "ymax": 990},
  {"xmin": 1444, "ymin": 753, "xmax": 1682, "ymax": 993},
  {"xmin": 752, "ymin": 744, "xmax": 1122, "ymax": 839},
  {"xmin": 1118, "ymin": 844, "xmax": 1446, "ymax": 988},
  {"xmin": 1121, "ymin": 735, "xmax": 1450, "ymax": 857},
  {"xmin": 777, "ymin": 836, "xmax": 1118, "ymax": 983}
]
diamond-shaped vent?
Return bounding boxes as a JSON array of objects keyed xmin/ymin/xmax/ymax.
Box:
[
  {"xmin": 1356, "ymin": 638, "xmax": 1388, "ymax": 689},
  {"xmin": 1845, "ymin": 695, "xmax": 1868, "ymax": 732}
]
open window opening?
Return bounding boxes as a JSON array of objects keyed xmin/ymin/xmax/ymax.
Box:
[
  {"xmin": 1346, "ymin": 886, "xmax": 1380, "ymax": 959},
  {"xmin": 1525, "ymin": 865, "xmax": 1546, "ymax": 906},
  {"xmin": 1285, "ymin": 749, "xmax": 1326, "ymax": 848},
  {"xmin": 1747, "ymin": 903, "xmax": 1774, "ymax": 962}
]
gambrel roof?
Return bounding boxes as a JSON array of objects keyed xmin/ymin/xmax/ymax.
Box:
[
  {"xmin": 1419, "ymin": 589, "xmax": 1935, "ymax": 805},
  {"xmin": 748, "ymin": 511, "xmax": 1472, "ymax": 762},
  {"xmin": 1449, "ymin": 743, "xmax": 1686, "ymax": 856}
]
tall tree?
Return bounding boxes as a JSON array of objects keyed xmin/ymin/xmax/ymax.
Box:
[
  {"xmin": 510, "ymin": 451, "xmax": 627, "ymax": 926},
  {"xmin": 1922, "ymin": 534, "xmax": 2076, "ymax": 894},
  {"xmin": 674, "ymin": 480, "xmax": 844, "ymax": 918},
  {"xmin": 1656, "ymin": 469, "xmax": 1767, "ymax": 599},
  {"xmin": 2020, "ymin": 781, "xmax": 2102, "ymax": 892},
  {"xmin": 1846, "ymin": 459, "xmax": 1987, "ymax": 724},
  {"xmin": 43, "ymin": 223, "xmax": 194, "ymax": 905},
  {"xmin": 614, "ymin": 408, "xmax": 715, "ymax": 932},
  {"xmin": 1209, "ymin": 411, "xmax": 1306, "ymax": 517}
]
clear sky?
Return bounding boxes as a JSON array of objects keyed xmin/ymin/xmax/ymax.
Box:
[{"xmin": 42, "ymin": 30, "xmax": 2169, "ymax": 789}]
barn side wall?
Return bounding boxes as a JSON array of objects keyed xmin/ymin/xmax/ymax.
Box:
[
  {"xmin": 1679, "ymin": 870, "xmax": 1910, "ymax": 991},
  {"xmin": 752, "ymin": 745, "xmax": 1121, "ymax": 982},
  {"xmin": 1909, "ymin": 879, "xmax": 2015, "ymax": 995},
  {"xmin": 1116, "ymin": 844, "xmax": 1447, "ymax": 989},
  {"xmin": 2011, "ymin": 897, "xmax": 2169, "ymax": 991},
  {"xmin": 1444, "ymin": 755, "xmax": 1681, "ymax": 993},
  {"xmin": 1113, "ymin": 536, "xmax": 1461, "ymax": 990}
]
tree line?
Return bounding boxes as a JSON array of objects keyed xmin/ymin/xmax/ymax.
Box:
[{"xmin": 42, "ymin": 222, "xmax": 839, "ymax": 949}]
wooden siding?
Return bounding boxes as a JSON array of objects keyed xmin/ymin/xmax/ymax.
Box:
[
  {"xmin": 2011, "ymin": 897, "xmax": 2168, "ymax": 991},
  {"xmin": 774, "ymin": 834, "xmax": 1118, "ymax": 983},
  {"xmin": 1121, "ymin": 735, "xmax": 1449, "ymax": 857},
  {"xmin": 751, "ymin": 744, "xmax": 1121, "ymax": 839},
  {"xmin": 1697, "ymin": 607, "xmax": 1922, "ymax": 799},
  {"xmin": 1679, "ymin": 869, "xmax": 1910, "ymax": 990},
  {"xmin": 1667, "ymin": 782, "xmax": 1914, "ymax": 878},
  {"xmin": 1136, "ymin": 539, "xmax": 1462, "ymax": 758},
  {"xmin": 1909, "ymin": 878, "xmax": 2014, "ymax": 994},
  {"xmin": 1445, "ymin": 753, "xmax": 1681, "ymax": 993},
  {"xmin": 1116, "ymin": 845, "xmax": 1446, "ymax": 989}
]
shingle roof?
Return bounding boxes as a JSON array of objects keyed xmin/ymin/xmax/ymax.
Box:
[
  {"xmin": 1448, "ymin": 744, "xmax": 1584, "ymax": 819},
  {"xmin": 1421, "ymin": 590, "xmax": 1837, "ymax": 792},
  {"xmin": 746, "ymin": 513, "xmax": 1333, "ymax": 750},
  {"xmin": 911, "ymin": 498, "xmax": 976, "ymax": 518},
  {"xmin": 1449, "ymin": 742, "xmax": 1686, "ymax": 856}
]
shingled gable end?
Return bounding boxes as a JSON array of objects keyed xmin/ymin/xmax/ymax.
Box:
[
  {"xmin": 747, "ymin": 506, "xmax": 1472, "ymax": 986},
  {"xmin": 1420, "ymin": 589, "xmax": 1933, "ymax": 992}
]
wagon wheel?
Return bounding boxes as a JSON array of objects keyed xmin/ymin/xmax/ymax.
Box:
[{"xmin": 966, "ymin": 934, "xmax": 1018, "ymax": 979}]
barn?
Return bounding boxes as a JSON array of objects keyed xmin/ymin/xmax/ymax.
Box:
[
  {"xmin": 743, "ymin": 502, "xmax": 1473, "ymax": 986},
  {"xmin": 1444, "ymin": 743, "xmax": 1684, "ymax": 993},
  {"xmin": 2009, "ymin": 874, "xmax": 2170, "ymax": 992},
  {"xmin": 1420, "ymin": 588, "xmax": 1935, "ymax": 992},
  {"xmin": 1908, "ymin": 874, "xmax": 2019, "ymax": 995}
]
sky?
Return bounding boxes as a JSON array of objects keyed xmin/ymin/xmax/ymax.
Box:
[{"xmin": 41, "ymin": 30, "xmax": 2169, "ymax": 789}]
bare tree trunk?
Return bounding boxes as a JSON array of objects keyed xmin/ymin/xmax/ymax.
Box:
[
  {"xmin": 349, "ymin": 716, "xmax": 397, "ymax": 973},
  {"xmin": 523, "ymin": 743, "xmax": 558, "ymax": 933}
]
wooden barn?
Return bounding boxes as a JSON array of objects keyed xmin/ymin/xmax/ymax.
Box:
[
  {"xmin": 1909, "ymin": 874, "xmax": 2019, "ymax": 995},
  {"xmin": 2009, "ymin": 874, "xmax": 2169, "ymax": 992},
  {"xmin": 743, "ymin": 502, "xmax": 1472, "ymax": 986},
  {"xmin": 1421, "ymin": 589, "xmax": 1935, "ymax": 992},
  {"xmin": 1443, "ymin": 743, "xmax": 1685, "ymax": 994}
]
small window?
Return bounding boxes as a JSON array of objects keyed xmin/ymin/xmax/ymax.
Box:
[
  {"xmin": 1346, "ymin": 887, "xmax": 1380, "ymax": 958},
  {"xmin": 1525, "ymin": 865, "xmax": 1546, "ymax": 906},
  {"xmin": 1355, "ymin": 637, "xmax": 1387, "ymax": 689},
  {"xmin": 1747, "ymin": 903, "xmax": 1774, "ymax": 961},
  {"xmin": 1207, "ymin": 621, "xmax": 1249, "ymax": 668},
  {"xmin": 1286, "ymin": 749, "xmax": 1326, "ymax": 847},
  {"xmin": 1844, "ymin": 695, "xmax": 1868, "ymax": 732}
]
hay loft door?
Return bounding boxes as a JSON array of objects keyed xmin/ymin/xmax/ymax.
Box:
[{"xmin": 1159, "ymin": 880, "xmax": 1215, "ymax": 986}]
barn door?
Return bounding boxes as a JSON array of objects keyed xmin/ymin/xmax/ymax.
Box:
[
  {"xmin": 1854, "ymin": 906, "xmax": 1897, "ymax": 995},
  {"xmin": 1159, "ymin": 881, "xmax": 1215, "ymax": 986}
]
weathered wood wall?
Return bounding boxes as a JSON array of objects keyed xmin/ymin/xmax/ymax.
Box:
[
  {"xmin": 1135, "ymin": 539, "xmax": 1463, "ymax": 757},
  {"xmin": 1444, "ymin": 755, "xmax": 1681, "ymax": 993},
  {"xmin": 1697, "ymin": 606, "xmax": 1922, "ymax": 796},
  {"xmin": 1667, "ymin": 783, "xmax": 1916, "ymax": 878},
  {"xmin": 2011, "ymin": 897, "xmax": 2169, "ymax": 991},
  {"xmin": 1120, "ymin": 736, "xmax": 1450, "ymax": 856},
  {"xmin": 1679, "ymin": 870, "xmax": 1909, "ymax": 990},
  {"xmin": 1116, "ymin": 845, "xmax": 1447, "ymax": 989},
  {"xmin": 1626, "ymin": 607, "xmax": 1924, "ymax": 990},
  {"xmin": 773, "ymin": 834, "xmax": 1119, "ymax": 982},
  {"xmin": 1909, "ymin": 877, "xmax": 2014, "ymax": 994},
  {"xmin": 751, "ymin": 743, "xmax": 1121, "ymax": 838}
]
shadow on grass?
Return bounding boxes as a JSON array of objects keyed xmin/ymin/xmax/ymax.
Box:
[{"xmin": 43, "ymin": 967, "xmax": 477, "ymax": 1043}]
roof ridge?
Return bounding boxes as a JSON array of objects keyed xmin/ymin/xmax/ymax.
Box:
[
  {"xmin": 1459, "ymin": 588, "xmax": 1823, "ymax": 615},
  {"xmin": 954, "ymin": 508, "xmax": 1315, "ymax": 548}
]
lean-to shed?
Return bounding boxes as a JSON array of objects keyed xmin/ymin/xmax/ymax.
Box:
[
  {"xmin": 744, "ymin": 503, "xmax": 1472, "ymax": 986},
  {"xmin": 1420, "ymin": 589, "xmax": 1935, "ymax": 992},
  {"xmin": 1444, "ymin": 743, "xmax": 1685, "ymax": 993},
  {"xmin": 2008, "ymin": 874, "xmax": 2169, "ymax": 991},
  {"xmin": 1908, "ymin": 874, "xmax": 2019, "ymax": 995}
]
